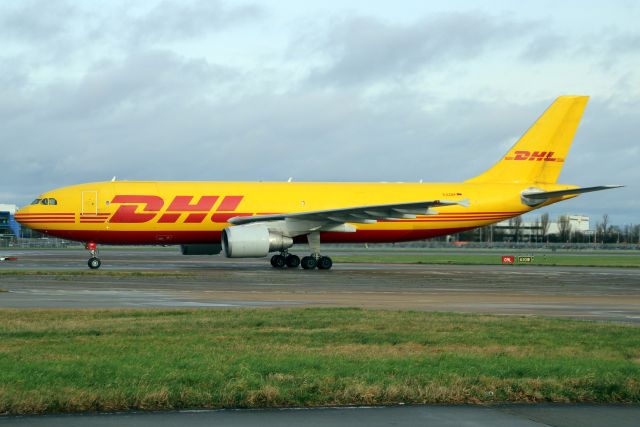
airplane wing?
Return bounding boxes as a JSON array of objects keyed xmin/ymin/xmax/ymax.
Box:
[{"xmin": 228, "ymin": 199, "xmax": 470, "ymax": 226}]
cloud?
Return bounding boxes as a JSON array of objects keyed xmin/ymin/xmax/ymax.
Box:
[
  {"xmin": 47, "ymin": 50, "xmax": 237, "ymax": 120},
  {"xmin": 0, "ymin": 1, "xmax": 77, "ymax": 44},
  {"xmin": 0, "ymin": 48, "xmax": 245, "ymax": 200},
  {"xmin": 305, "ymin": 12, "xmax": 530, "ymax": 86},
  {"xmin": 0, "ymin": 3, "xmax": 639, "ymax": 225},
  {"xmin": 2, "ymin": 68, "xmax": 638, "ymax": 224},
  {"xmin": 0, "ymin": 1, "xmax": 264, "ymax": 70},
  {"xmin": 519, "ymin": 33, "xmax": 568, "ymax": 62},
  {"xmin": 516, "ymin": 27, "xmax": 640, "ymax": 70},
  {"xmin": 129, "ymin": 0, "xmax": 263, "ymax": 43}
]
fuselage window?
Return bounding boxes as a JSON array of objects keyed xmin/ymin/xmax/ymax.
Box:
[
  {"xmin": 41, "ymin": 199, "xmax": 49, "ymax": 205},
  {"xmin": 48, "ymin": 198, "xmax": 57, "ymax": 205},
  {"xmin": 31, "ymin": 199, "xmax": 41, "ymax": 205}
]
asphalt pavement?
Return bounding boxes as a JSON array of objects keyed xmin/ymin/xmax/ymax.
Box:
[
  {"xmin": 1, "ymin": 248, "xmax": 639, "ymax": 323},
  {"xmin": 2, "ymin": 405, "xmax": 639, "ymax": 427}
]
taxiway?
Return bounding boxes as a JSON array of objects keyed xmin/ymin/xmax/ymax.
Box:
[{"xmin": 1, "ymin": 248, "xmax": 639, "ymax": 323}]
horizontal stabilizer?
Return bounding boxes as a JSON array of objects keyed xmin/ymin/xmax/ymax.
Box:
[
  {"xmin": 522, "ymin": 185, "xmax": 623, "ymax": 199},
  {"xmin": 521, "ymin": 185, "xmax": 623, "ymax": 206}
]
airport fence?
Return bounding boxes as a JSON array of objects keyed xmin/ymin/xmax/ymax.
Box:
[
  {"xmin": 1, "ymin": 237, "xmax": 638, "ymax": 251},
  {"xmin": 0, "ymin": 237, "xmax": 81, "ymax": 249},
  {"xmin": 327, "ymin": 241, "xmax": 640, "ymax": 251}
]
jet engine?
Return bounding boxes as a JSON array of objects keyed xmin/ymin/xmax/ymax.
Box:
[{"xmin": 222, "ymin": 224, "xmax": 293, "ymax": 258}]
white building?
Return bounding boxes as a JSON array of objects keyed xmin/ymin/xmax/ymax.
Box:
[
  {"xmin": 494, "ymin": 214, "xmax": 592, "ymax": 241},
  {"xmin": 0, "ymin": 204, "xmax": 17, "ymax": 214},
  {"xmin": 547, "ymin": 215, "xmax": 590, "ymax": 235}
]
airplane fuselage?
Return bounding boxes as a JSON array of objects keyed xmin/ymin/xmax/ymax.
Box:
[{"xmin": 15, "ymin": 180, "xmax": 572, "ymax": 245}]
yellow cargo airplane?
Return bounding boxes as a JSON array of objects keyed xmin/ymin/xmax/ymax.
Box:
[{"xmin": 16, "ymin": 96, "xmax": 621, "ymax": 270}]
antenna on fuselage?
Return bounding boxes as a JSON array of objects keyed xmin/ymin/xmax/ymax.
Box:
[{"xmin": 111, "ymin": 176, "xmax": 116, "ymax": 182}]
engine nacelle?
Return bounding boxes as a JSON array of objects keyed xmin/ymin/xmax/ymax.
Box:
[
  {"xmin": 222, "ymin": 224, "xmax": 293, "ymax": 258},
  {"xmin": 180, "ymin": 244, "xmax": 222, "ymax": 255}
]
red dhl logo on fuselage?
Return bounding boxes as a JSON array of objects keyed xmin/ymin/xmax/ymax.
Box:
[
  {"xmin": 504, "ymin": 151, "xmax": 563, "ymax": 162},
  {"xmin": 107, "ymin": 195, "xmax": 246, "ymax": 224}
]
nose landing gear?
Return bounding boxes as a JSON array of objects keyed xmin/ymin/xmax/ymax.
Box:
[{"xmin": 85, "ymin": 242, "xmax": 101, "ymax": 269}]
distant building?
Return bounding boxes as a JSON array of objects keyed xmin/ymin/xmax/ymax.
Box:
[
  {"xmin": 494, "ymin": 214, "xmax": 592, "ymax": 242},
  {"xmin": 547, "ymin": 215, "xmax": 590, "ymax": 235}
]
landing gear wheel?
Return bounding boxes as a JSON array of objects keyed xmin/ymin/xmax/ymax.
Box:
[
  {"xmin": 88, "ymin": 257, "xmax": 101, "ymax": 269},
  {"xmin": 285, "ymin": 254, "xmax": 300, "ymax": 268},
  {"xmin": 317, "ymin": 256, "xmax": 333, "ymax": 270},
  {"xmin": 270, "ymin": 254, "xmax": 286, "ymax": 268},
  {"xmin": 301, "ymin": 256, "xmax": 317, "ymax": 270}
]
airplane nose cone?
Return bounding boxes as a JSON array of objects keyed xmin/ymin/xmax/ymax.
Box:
[{"xmin": 14, "ymin": 206, "xmax": 30, "ymax": 224}]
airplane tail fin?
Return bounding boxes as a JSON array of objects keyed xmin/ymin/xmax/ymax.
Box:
[{"xmin": 466, "ymin": 95, "xmax": 589, "ymax": 184}]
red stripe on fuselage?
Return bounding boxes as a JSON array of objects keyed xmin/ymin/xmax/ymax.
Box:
[
  {"xmin": 17, "ymin": 221, "xmax": 75, "ymax": 224},
  {"xmin": 15, "ymin": 212, "xmax": 75, "ymax": 217},
  {"xmin": 36, "ymin": 227, "xmax": 473, "ymax": 245},
  {"xmin": 383, "ymin": 216, "xmax": 513, "ymax": 223},
  {"xmin": 15, "ymin": 216, "xmax": 75, "ymax": 220},
  {"xmin": 41, "ymin": 230, "xmax": 223, "ymax": 244}
]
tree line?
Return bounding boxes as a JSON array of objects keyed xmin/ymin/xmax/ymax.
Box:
[{"xmin": 453, "ymin": 213, "xmax": 640, "ymax": 244}]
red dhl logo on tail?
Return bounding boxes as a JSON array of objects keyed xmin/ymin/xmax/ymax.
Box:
[
  {"xmin": 109, "ymin": 195, "xmax": 246, "ymax": 224},
  {"xmin": 504, "ymin": 151, "xmax": 563, "ymax": 162}
]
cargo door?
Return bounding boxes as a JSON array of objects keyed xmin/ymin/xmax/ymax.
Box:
[{"xmin": 81, "ymin": 191, "xmax": 98, "ymax": 216}]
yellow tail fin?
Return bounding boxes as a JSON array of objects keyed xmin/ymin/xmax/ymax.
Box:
[{"xmin": 466, "ymin": 95, "xmax": 589, "ymax": 184}]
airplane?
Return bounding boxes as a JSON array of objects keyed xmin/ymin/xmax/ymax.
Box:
[{"xmin": 15, "ymin": 96, "xmax": 622, "ymax": 270}]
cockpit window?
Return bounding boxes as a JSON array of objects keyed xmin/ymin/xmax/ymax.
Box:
[{"xmin": 30, "ymin": 197, "xmax": 58, "ymax": 205}]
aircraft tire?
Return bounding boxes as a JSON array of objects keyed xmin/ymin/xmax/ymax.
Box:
[
  {"xmin": 88, "ymin": 257, "xmax": 101, "ymax": 269},
  {"xmin": 271, "ymin": 254, "xmax": 286, "ymax": 268},
  {"xmin": 285, "ymin": 254, "xmax": 300, "ymax": 268},
  {"xmin": 317, "ymin": 256, "xmax": 333, "ymax": 270},
  {"xmin": 301, "ymin": 256, "xmax": 317, "ymax": 270}
]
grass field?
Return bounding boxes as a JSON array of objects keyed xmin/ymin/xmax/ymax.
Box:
[
  {"xmin": 0, "ymin": 308, "xmax": 638, "ymax": 414},
  {"xmin": 333, "ymin": 254, "xmax": 640, "ymax": 268}
]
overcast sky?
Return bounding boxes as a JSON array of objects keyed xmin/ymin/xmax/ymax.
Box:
[{"xmin": 1, "ymin": 0, "xmax": 638, "ymax": 224}]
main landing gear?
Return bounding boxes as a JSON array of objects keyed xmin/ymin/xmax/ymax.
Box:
[
  {"xmin": 269, "ymin": 231, "xmax": 333, "ymax": 270},
  {"xmin": 270, "ymin": 253, "xmax": 333, "ymax": 270},
  {"xmin": 270, "ymin": 252, "xmax": 300, "ymax": 268},
  {"xmin": 85, "ymin": 242, "xmax": 101, "ymax": 269}
]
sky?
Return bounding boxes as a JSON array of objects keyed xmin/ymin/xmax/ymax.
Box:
[{"xmin": 1, "ymin": 0, "xmax": 639, "ymax": 225}]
